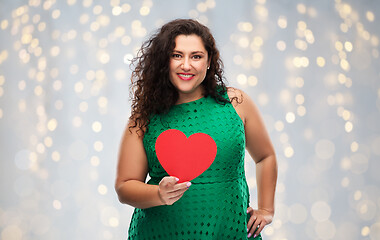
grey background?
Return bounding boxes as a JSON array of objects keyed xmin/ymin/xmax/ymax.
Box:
[{"xmin": 0, "ymin": 0, "xmax": 380, "ymax": 239}]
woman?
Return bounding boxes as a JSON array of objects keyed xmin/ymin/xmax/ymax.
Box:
[{"xmin": 115, "ymin": 19, "xmax": 277, "ymax": 239}]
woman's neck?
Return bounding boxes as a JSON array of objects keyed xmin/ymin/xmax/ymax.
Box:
[{"xmin": 175, "ymin": 88, "xmax": 205, "ymax": 105}]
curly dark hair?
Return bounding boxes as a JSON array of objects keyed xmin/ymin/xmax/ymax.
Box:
[{"xmin": 129, "ymin": 19, "xmax": 231, "ymax": 134}]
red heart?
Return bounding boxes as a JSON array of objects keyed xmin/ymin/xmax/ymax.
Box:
[{"xmin": 155, "ymin": 129, "xmax": 217, "ymax": 183}]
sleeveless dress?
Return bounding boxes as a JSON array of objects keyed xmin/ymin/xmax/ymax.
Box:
[{"xmin": 128, "ymin": 90, "xmax": 262, "ymax": 240}]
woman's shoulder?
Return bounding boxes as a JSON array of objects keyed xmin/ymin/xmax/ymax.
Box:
[
  {"xmin": 226, "ymin": 87, "xmax": 247, "ymax": 123},
  {"xmin": 126, "ymin": 114, "xmax": 147, "ymax": 138},
  {"xmin": 226, "ymin": 87, "xmax": 259, "ymax": 124},
  {"xmin": 226, "ymin": 87, "xmax": 244, "ymax": 106}
]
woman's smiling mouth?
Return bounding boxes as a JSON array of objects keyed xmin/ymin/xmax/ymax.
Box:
[{"xmin": 177, "ymin": 73, "xmax": 195, "ymax": 80}]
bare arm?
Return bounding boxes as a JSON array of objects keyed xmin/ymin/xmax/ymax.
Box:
[
  {"xmin": 115, "ymin": 120, "xmax": 190, "ymax": 209},
  {"xmin": 115, "ymin": 121, "xmax": 161, "ymax": 209},
  {"xmin": 241, "ymin": 90, "xmax": 277, "ymax": 214},
  {"xmin": 227, "ymin": 88, "xmax": 278, "ymax": 237}
]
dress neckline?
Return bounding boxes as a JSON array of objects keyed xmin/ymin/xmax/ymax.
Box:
[{"xmin": 173, "ymin": 96, "xmax": 206, "ymax": 107}]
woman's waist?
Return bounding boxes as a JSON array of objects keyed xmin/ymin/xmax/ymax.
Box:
[
  {"xmin": 147, "ymin": 173, "xmax": 247, "ymax": 185},
  {"xmin": 139, "ymin": 178, "xmax": 250, "ymax": 214}
]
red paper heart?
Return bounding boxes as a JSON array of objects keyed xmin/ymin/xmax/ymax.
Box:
[{"xmin": 155, "ymin": 129, "xmax": 217, "ymax": 183}]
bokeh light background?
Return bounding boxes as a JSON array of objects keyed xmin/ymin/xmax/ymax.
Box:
[{"xmin": 1, "ymin": 0, "xmax": 380, "ymax": 239}]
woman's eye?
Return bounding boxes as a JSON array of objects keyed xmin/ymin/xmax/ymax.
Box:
[
  {"xmin": 193, "ymin": 55, "xmax": 202, "ymax": 59},
  {"xmin": 172, "ymin": 54, "xmax": 181, "ymax": 58}
]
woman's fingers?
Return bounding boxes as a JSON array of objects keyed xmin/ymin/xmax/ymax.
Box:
[
  {"xmin": 160, "ymin": 176, "xmax": 190, "ymax": 190},
  {"xmin": 249, "ymin": 217, "xmax": 261, "ymax": 237},
  {"xmin": 158, "ymin": 176, "xmax": 192, "ymax": 205},
  {"xmin": 254, "ymin": 223, "xmax": 265, "ymax": 237},
  {"xmin": 167, "ymin": 181, "xmax": 191, "ymax": 192},
  {"xmin": 246, "ymin": 207, "xmax": 256, "ymax": 230},
  {"xmin": 165, "ymin": 183, "xmax": 190, "ymax": 201},
  {"xmin": 247, "ymin": 207, "xmax": 273, "ymax": 238},
  {"xmin": 166, "ymin": 192, "xmax": 185, "ymax": 205},
  {"xmin": 159, "ymin": 176, "xmax": 179, "ymax": 187},
  {"xmin": 247, "ymin": 206, "xmax": 254, "ymax": 213},
  {"xmin": 168, "ymin": 186, "xmax": 189, "ymax": 197},
  {"xmin": 249, "ymin": 217, "xmax": 268, "ymax": 237}
]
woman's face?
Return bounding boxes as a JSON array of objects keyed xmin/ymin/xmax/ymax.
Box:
[{"xmin": 169, "ymin": 34, "xmax": 210, "ymax": 100}]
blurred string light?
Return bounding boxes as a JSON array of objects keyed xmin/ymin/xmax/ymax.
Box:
[
  {"xmin": 231, "ymin": 0, "xmax": 380, "ymax": 240},
  {"xmin": 0, "ymin": 0, "xmax": 379, "ymax": 239}
]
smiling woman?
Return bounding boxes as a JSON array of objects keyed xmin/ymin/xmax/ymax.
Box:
[
  {"xmin": 115, "ymin": 19, "xmax": 277, "ymax": 240},
  {"xmin": 125, "ymin": 19, "xmax": 228, "ymax": 133}
]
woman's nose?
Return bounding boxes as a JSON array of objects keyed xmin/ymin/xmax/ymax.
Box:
[{"xmin": 181, "ymin": 58, "xmax": 191, "ymax": 71}]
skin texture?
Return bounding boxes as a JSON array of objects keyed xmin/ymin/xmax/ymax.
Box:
[{"xmin": 115, "ymin": 33, "xmax": 277, "ymax": 238}]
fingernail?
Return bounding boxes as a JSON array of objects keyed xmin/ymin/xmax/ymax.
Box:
[
  {"xmin": 175, "ymin": 177, "xmax": 179, "ymax": 181},
  {"xmin": 186, "ymin": 182, "xmax": 192, "ymax": 188},
  {"xmin": 253, "ymin": 234, "xmax": 257, "ymax": 238},
  {"xmin": 246, "ymin": 228, "xmax": 249, "ymax": 232},
  {"xmin": 247, "ymin": 209, "xmax": 249, "ymax": 213},
  {"xmin": 247, "ymin": 233, "xmax": 251, "ymax": 238}
]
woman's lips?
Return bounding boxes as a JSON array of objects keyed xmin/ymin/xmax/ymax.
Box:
[{"xmin": 177, "ymin": 73, "xmax": 195, "ymax": 80}]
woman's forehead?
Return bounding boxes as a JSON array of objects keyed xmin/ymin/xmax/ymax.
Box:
[{"xmin": 173, "ymin": 34, "xmax": 207, "ymax": 52}]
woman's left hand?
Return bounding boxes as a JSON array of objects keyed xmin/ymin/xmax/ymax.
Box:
[{"xmin": 246, "ymin": 207, "xmax": 274, "ymax": 238}]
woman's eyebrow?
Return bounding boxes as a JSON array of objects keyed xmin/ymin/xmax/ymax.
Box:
[
  {"xmin": 173, "ymin": 50, "xmax": 205, "ymax": 55},
  {"xmin": 191, "ymin": 51, "xmax": 205, "ymax": 55}
]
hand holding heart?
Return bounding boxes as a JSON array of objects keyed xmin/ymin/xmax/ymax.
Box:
[
  {"xmin": 155, "ymin": 129, "xmax": 217, "ymax": 183},
  {"xmin": 155, "ymin": 129, "xmax": 214, "ymax": 205},
  {"xmin": 158, "ymin": 176, "xmax": 192, "ymax": 205}
]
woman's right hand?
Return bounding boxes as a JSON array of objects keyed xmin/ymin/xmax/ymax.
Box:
[{"xmin": 158, "ymin": 176, "xmax": 191, "ymax": 205}]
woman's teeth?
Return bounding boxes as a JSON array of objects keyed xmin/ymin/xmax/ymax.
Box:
[{"xmin": 179, "ymin": 74, "xmax": 193, "ymax": 77}]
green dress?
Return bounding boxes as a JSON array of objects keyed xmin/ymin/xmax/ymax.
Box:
[{"xmin": 128, "ymin": 90, "xmax": 262, "ymax": 240}]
